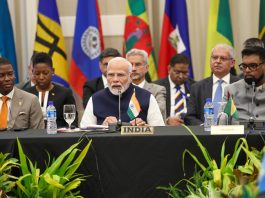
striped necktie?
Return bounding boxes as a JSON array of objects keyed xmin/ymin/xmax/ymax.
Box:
[
  {"xmin": 0, "ymin": 96, "xmax": 8, "ymax": 128},
  {"xmin": 174, "ymin": 86, "xmax": 184, "ymax": 115}
]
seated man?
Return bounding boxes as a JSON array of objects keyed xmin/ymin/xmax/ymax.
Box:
[
  {"xmin": 25, "ymin": 52, "xmax": 78, "ymax": 128},
  {"xmin": 80, "ymin": 57, "xmax": 165, "ymax": 127},
  {"xmin": 224, "ymin": 46, "xmax": 265, "ymax": 121},
  {"xmin": 82, "ymin": 48, "xmax": 121, "ymax": 108},
  {"xmin": 0, "ymin": 57, "xmax": 44, "ymax": 129},
  {"xmin": 126, "ymin": 48, "xmax": 166, "ymax": 120}
]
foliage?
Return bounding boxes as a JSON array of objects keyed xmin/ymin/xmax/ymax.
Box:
[
  {"xmin": 0, "ymin": 152, "xmax": 19, "ymax": 194},
  {"xmin": 158, "ymin": 125, "xmax": 264, "ymax": 198},
  {"xmin": 13, "ymin": 138, "xmax": 92, "ymax": 198}
]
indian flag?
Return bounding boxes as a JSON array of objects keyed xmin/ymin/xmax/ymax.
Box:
[
  {"xmin": 127, "ymin": 89, "xmax": 141, "ymax": 120},
  {"xmin": 224, "ymin": 97, "xmax": 238, "ymax": 120}
]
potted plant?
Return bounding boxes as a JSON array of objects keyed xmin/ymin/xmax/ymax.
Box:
[
  {"xmin": 13, "ymin": 138, "xmax": 92, "ymax": 198},
  {"xmin": 158, "ymin": 125, "xmax": 263, "ymax": 197},
  {"xmin": 0, "ymin": 152, "xmax": 19, "ymax": 198}
]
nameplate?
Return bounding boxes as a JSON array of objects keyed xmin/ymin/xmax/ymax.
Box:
[
  {"xmin": 121, "ymin": 126, "xmax": 154, "ymax": 135},
  {"xmin": 211, "ymin": 125, "xmax": 244, "ymax": 135}
]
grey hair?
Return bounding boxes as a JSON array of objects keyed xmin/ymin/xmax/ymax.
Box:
[
  {"xmin": 107, "ymin": 57, "xmax": 132, "ymax": 73},
  {"xmin": 211, "ymin": 43, "xmax": 234, "ymax": 59},
  {"xmin": 126, "ymin": 48, "xmax": 148, "ymax": 65}
]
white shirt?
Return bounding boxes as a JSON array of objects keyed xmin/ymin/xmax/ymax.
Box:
[
  {"xmin": 168, "ymin": 76, "xmax": 188, "ymax": 116},
  {"xmin": 0, "ymin": 88, "xmax": 14, "ymax": 122},
  {"xmin": 80, "ymin": 89, "xmax": 165, "ymax": 127},
  {"xmin": 212, "ymin": 73, "xmax": 230, "ymax": 100}
]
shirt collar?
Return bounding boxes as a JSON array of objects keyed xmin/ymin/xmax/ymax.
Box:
[
  {"xmin": 0, "ymin": 88, "xmax": 14, "ymax": 99},
  {"xmin": 134, "ymin": 80, "xmax": 146, "ymax": 88},
  {"xmin": 102, "ymin": 75, "xmax": 108, "ymax": 88},
  {"xmin": 212, "ymin": 73, "xmax": 230, "ymax": 84}
]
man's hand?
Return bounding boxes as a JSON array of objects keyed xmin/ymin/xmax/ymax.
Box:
[
  {"xmin": 130, "ymin": 118, "xmax": 147, "ymax": 126},
  {"xmin": 102, "ymin": 116, "xmax": 118, "ymax": 126},
  {"xmin": 166, "ymin": 116, "xmax": 184, "ymax": 126}
]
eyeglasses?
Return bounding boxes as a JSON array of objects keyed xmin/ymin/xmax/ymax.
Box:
[
  {"xmin": 238, "ymin": 62, "xmax": 264, "ymax": 71},
  {"xmin": 211, "ymin": 56, "xmax": 233, "ymax": 62}
]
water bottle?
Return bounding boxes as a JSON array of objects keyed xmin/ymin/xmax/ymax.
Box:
[
  {"xmin": 204, "ymin": 98, "xmax": 214, "ymax": 132},
  {"xmin": 46, "ymin": 101, "xmax": 57, "ymax": 134}
]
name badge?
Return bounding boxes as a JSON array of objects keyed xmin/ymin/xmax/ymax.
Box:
[
  {"xmin": 211, "ymin": 125, "xmax": 244, "ymax": 135},
  {"xmin": 121, "ymin": 126, "xmax": 154, "ymax": 135}
]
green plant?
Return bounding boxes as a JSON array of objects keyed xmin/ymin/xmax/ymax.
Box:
[
  {"xmin": 14, "ymin": 138, "xmax": 92, "ymax": 198},
  {"xmin": 158, "ymin": 125, "xmax": 263, "ymax": 198},
  {"xmin": 0, "ymin": 152, "xmax": 19, "ymax": 196}
]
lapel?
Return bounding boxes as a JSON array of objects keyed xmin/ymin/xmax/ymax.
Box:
[{"xmin": 9, "ymin": 88, "xmax": 23, "ymax": 128}]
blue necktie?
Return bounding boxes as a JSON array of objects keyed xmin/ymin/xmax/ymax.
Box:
[
  {"xmin": 175, "ymin": 86, "xmax": 184, "ymax": 115},
  {"xmin": 213, "ymin": 80, "xmax": 223, "ymax": 123}
]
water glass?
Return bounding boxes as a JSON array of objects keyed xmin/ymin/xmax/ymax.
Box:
[{"xmin": 63, "ymin": 104, "xmax": 76, "ymax": 130}]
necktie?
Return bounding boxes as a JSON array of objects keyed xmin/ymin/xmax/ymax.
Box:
[
  {"xmin": 0, "ymin": 96, "xmax": 8, "ymax": 128},
  {"xmin": 213, "ymin": 80, "xmax": 223, "ymax": 123},
  {"xmin": 174, "ymin": 86, "xmax": 184, "ymax": 115}
]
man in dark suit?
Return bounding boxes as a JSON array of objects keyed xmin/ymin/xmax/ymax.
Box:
[
  {"xmin": 184, "ymin": 44, "xmax": 240, "ymax": 125},
  {"xmin": 82, "ymin": 48, "xmax": 121, "ymax": 108},
  {"xmin": 155, "ymin": 54, "xmax": 195, "ymax": 125}
]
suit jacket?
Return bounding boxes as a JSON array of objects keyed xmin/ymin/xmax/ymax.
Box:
[
  {"xmin": 224, "ymin": 79, "xmax": 265, "ymax": 121},
  {"xmin": 16, "ymin": 80, "xmax": 32, "ymax": 91},
  {"xmin": 26, "ymin": 84, "xmax": 78, "ymax": 128},
  {"xmin": 184, "ymin": 75, "xmax": 240, "ymax": 125},
  {"xmin": 143, "ymin": 82, "xmax": 166, "ymax": 120},
  {"xmin": 83, "ymin": 77, "xmax": 104, "ymax": 108},
  {"xmin": 155, "ymin": 77, "xmax": 195, "ymax": 118},
  {"xmin": 8, "ymin": 87, "xmax": 44, "ymax": 129}
]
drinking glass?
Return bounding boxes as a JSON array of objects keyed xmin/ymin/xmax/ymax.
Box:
[
  {"xmin": 63, "ymin": 104, "xmax": 76, "ymax": 130},
  {"xmin": 216, "ymin": 102, "xmax": 228, "ymax": 125}
]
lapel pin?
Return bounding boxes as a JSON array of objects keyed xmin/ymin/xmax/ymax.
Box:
[{"xmin": 52, "ymin": 93, "xmax": 55, "ymax": 96}]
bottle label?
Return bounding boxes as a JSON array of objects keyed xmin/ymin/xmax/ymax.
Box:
[{"xmin": 47, "ymin": 111, "xmax": 56, "ymax": 118}]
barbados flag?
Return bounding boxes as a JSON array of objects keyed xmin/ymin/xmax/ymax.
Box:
[
  {"xmin": 34, "ymin": 0, "xmax": 68, "ymax": 87},
  {"xmin": 158, "ymin": 0, "xmax": 193, "ymax": 79},
  {"xmin": 70, "ymin": 0, "xmax": 104, "ymax": 97},
  {"xmin": 123, "ymin": 0, "xmax": 158, "ymax": 81}
]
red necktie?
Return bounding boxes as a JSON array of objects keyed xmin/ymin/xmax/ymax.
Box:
[{"xmin": 0, "ymin": 96, "xmax": 8, "ymax": 128}]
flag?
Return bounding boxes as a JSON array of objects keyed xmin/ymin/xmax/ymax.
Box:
[
  {"xmin": 224, "ymin": 96, "xmax": 238, "ymax": 120},
  {"xmin": 0, "ymin": 0, "xmax": 18, "ymax": 83},
  {"xmin": 204, "ymin": 0, "xmax": 233, "ymax": 77},
  {"xmin": 127, "ymin": 89, "xmax": 141, "ymax": 120},
  {"xmin": 123, "ymin": 0, "xmax": 158, "ymax": 81},
  {"xmin": 34, "ymin": 0, "xmax": 68, "ymax": 87},
  {"xmin": 70, "ymin": 0, "xmax": 104, "ymax": 97},
  {"xmin": 158, "ymin": 0, "xmax": 193, "ymax": 79},
  {"xmin": 259, "ymin": 0, "xmax": 265, "ymax": 45}
]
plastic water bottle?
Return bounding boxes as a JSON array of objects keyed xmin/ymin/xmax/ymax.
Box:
[
  {"xmin": 204, "ymin": 98, "xmax": 214, "ymax": 132},
  {"xmin": 46, "ymin": 101, "xmax": 57, "ymax": 134}
]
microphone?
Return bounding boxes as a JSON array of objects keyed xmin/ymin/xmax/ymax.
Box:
[
  {"xmin": 108, "ymin": 89, "xmax": 123, "ymax": 132},
  {"xmin": 248, "ymin": 81, "xmax": 256, "ymax": 131}
]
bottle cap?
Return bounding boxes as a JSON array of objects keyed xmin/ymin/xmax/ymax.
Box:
[
  {"xmin": 48, "ymin": 101, "xmax": 54, "ymax": 106},
  {"xmin": 206, "ymin": 98, "xmax": 212, "ymax": 103}
]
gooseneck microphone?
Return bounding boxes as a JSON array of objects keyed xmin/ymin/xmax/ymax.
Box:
[
  {"xmin": 118, "ymin": 90, "xmax": 122, "ymax": 125},
  {"xmin": 248, "ymin": 81, "xmax": 256, "ymax": 131}
]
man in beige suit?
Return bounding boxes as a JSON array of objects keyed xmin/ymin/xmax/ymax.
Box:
[
  {"xmin": 0, "ymin": 57, "xmax": 44, "ymax": 130},
  {"xmin": 126, "ymin": 48, "xmax": 166, "ymax": 120}
]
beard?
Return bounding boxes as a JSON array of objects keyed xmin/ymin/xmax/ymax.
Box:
[
  {"xmin": 244, "ymin": 73, "xmax": 264, "ymax": 86},
  {"xmin": 109, "ymin": 82, "xmax": 130, "ymax": 95}
]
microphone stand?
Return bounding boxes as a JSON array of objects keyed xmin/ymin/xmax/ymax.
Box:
[
  {"xmin": 248, "ymin": 81, "xmax": 256, "ymax": 132},
  {"xmin": 117, "ymin": 90, "xmax": 122, "ymax": 130}
]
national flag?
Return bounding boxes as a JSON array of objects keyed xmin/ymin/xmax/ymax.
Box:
[
  {"xmin": 123, "ymin": 0, "xmax": 158, "ymax": 81},
  {"xmin": 127, "ymin": 89, "xmax": 141, "ymax": 120},
  {"xmin": 259, "ymin": 0, "xmax": 265, "ymax": 45},
  {"xmin": 224, "ymin": 95, "xmax": 238, "ymax": 120},
  {"xmin": 204, "ymin": 0, "xmax": 233, "ymax": 77},
  {"xmin": 70, "ymin": 0, "xmax": 104, "ymax": 97},
  {"xmin": 0, "ymin": 0, "xmax": 18, "ymax": 83},
  {"xmin": 34, "ymin": 0, "xmax": 68, "ymax": 87},
  {"xmin": 158, "ymin": 0, "xmax": 193, "ymax": 79}
]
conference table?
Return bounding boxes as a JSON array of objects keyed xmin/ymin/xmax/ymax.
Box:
[{"xmin": 0, "ymin": 126, "xmax": 264, "ymax": 198}]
